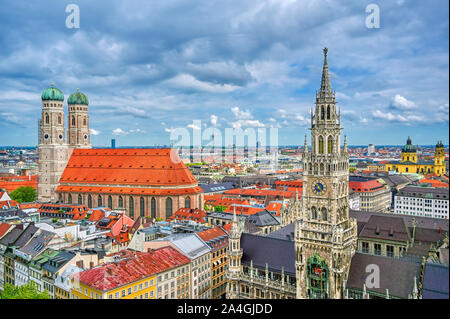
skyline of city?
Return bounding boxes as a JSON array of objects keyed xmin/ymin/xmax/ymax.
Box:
[{"xmin": 0, "ymin": 1, "xmax": 448, "ymax": 146}]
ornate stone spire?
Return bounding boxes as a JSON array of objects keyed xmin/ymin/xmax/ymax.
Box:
[
  {"xmin": 303, "ymin": 134, "xmax": 308, "ymax": 154},
  {"xmin": 319, "ymin": 47, "xmax": 332, "ymax": 96},
  {"xmin": 343, "ymin": 135, "xmax": 348, "ymax": 153}
]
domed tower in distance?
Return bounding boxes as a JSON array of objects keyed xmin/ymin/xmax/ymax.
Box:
[
  {"xmin": 434, "ymin": 141, "xmax": 446, "ymax": 176},
  {"xmin": 67, "ymin": 88, "xmax": 91, "ymax": 149},
  {"xmin": 38, "ymin": 84, "xmax": 69, "ymax": 202},
  {"xmin": 401, "ymin": 136, "xmax": 418, "ymax": 163}
]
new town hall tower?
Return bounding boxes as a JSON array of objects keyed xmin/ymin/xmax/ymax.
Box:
[
  {"xmin": 295, "ymin": 48, "xmax": 357, "ymax": 299},
  {"xmin": 226, "ymin": 48, "xmax": 358, "ymax": 299}
]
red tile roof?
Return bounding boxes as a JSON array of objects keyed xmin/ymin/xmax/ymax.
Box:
[
  {"xmin": 58, "ymin": 148, "xmax": 199, "ymax": 187},
  {"xmin": 224, "ymin": 205, "xmax": 265, "ymax": 215},
  {"xmin": 197, "ymin": 226, "xmax": 228, "ymax": 250},
  {"xmin": 0, "ymin": 222, "xmax": 12, "ymax": 238},
  {"xmin": 223, "ymin": 188, "xmax": 295, "ymax": 199},
  {"xmin": 349, "ymin": 179, "xmax": 385, "ymax": 193},
  {"xmin": 166, "ymin": 208, "xmax": 207, "ymax": 223},
  {"xmin": 74, "ymin": 247, "xmax": 190, "ymax": 292}
]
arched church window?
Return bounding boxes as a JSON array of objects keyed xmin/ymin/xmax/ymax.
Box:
[
  {"xmin": 322, "ymin": 208, "xmax": 327, "ymax": 221},
  {"xmin": 58, "ymin": 115, "xmax": 61, "ymax": 124},
  {"xmin": 108, "ymin": 196, "xmax": 112, "ymax": 209},
  {"xmin": 68, "ymin": 194, "xmax": 72, "ymax": 204},
  {"xmin": 129, "ymin": 197, "xmax": 134, "ymax": 218},
  {"xmin": 311, "ymin": 207, "xmax": 317, "ymax": 219},
  {"xmin": 327, "ymin": 136, "xmax": 333, "ymax": 154},
  {"xmin": 72, "ymin": 116, "xmax": 75, "ymax": 126},
  {"xmin": 320, "ymin": 163, "xmax": 324, "ymax": 172},
  {"xmin": 318, "ymin": 136, "xmax": 324, "ymax": 154},
  {"xmin": 151, "ymin": 197, "xmax": 156, "ymax": 219},
  {"xmin": 321, "ymin": 106, "xmax": 325, "ymax": 120},
  {"xmin": 185, "ymin": 196, "xmax": 191, "ymax": 209},
  {"xmin": 88, "ymin": 195, "xmax": 92, "ymax": 208},
  {"xmin": 83, "ymin": 117, "xmax": 87, "ymax": 126},
  {"xmin": 78, "ymin": 194, "xmax": 82, "ymax": 205},
  {"xmin": 166, "ymin": 197, "xmax": 173, "ymax": 219},
  {"xmin": 45, "ymin": 113, "xmax": 49, "ymax": 124},
  {"xmin": 118, "ymin": 196, "xmax": 123, "ymax": 208},
  {"xmin": 327, "ymin": 105, "xmax": 330, "ymax": 119},
  {"xmin": 97, "ymin": 195, "xmax": 102, "ymax": 207},
  {"xmin": 140, "ymin": 197, "xmax": 145, "ymax": 217}
]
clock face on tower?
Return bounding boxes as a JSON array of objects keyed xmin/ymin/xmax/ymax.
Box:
[{"xmin": 312, "ymin": 180, "xmax": 326, "ymax": 195}]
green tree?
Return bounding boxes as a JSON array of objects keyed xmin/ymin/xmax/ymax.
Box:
[
  {"xmin": 9, "ymin": 186, "xmax": 37, "ymax": 203},
  {"xmin": 0, "ymin": 283, "xmax": 50, "ymax": 299},
  {"xmin": 214, "ymin": 205, "xmax": 227, "ymax": 212}
]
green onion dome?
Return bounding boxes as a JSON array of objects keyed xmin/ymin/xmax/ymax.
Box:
[
  {"xmin": 41, "ymin": 84, "xmax": 64, "ymax": 101},
  {"xmin": 402, "ymin": 136, "xmax": 417, "ymax": 153},
  {"xmin": 68, "ymin": 88, "xmax": 89, "ymax": 105}
]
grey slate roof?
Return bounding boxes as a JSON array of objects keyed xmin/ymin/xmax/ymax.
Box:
[
  {"xmin": 42, "ymin": 250, "xmax": 76, "ymax": 273},
  {"xmin": 422, "ymin": 263, "xmax": 449, "ymax": 299},
  {"xmin": 241, "ymin": 233, "xmax": 295, "ymax": 275},
  {"xmin": 358, "ymin": 214, "xmax": 411, "ymax": 243},
  {"xmin": 19, "ymin": 230, "xmax": 55, "ymax": 257},
  {"xmin": 397, "ymin": 186, "xmax": 449, "ymax": 200},
  {"xmin": 267, "ymin": 222, "xmax": 295, "ymax": 241},
  {"xmin": 247, "ymin": 210, "xmax": 280, "ymax": 227},
  {"xmin": 14, "ymin": 224, "xmax": 39, "ymax": 248},
  {"xmin": 200, "ymin": 182, "xmax": 235, "ymax": 193},
  {"xmin": 154, "ymin": 233, "xmax": 210, "ymax": 260},
  {"xmin": 347, "ymin": 253, "xmax": 421, "ymax": 298},
  {"xmin": 350, "ymin": 210, "xmax": 449, "ymax": 232}
]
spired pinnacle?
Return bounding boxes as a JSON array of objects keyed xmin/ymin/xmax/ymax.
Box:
[{"xmin": 320, "ymin": 47, "xmax": 332, "ymax": 96}]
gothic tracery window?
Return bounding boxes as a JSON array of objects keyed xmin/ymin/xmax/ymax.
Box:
[
  {"xmin": 327, "ymin": 105, "xmax": 330, "ymax": 119},
  {"xmin": 185, "ymin": 196, "xmax": 191, "ymax": 209},
  {"xmin": 327, "ymin": 136, "xmax": 333, "ymax": 154},
  {"xmin": 311, "ymin": 207, "xmax": 317, "ymax": 219},
  {"xmin": 318, "ymin": 136, "xmax": 324, "ymax": 154},
  {"xmin": 322, "ymin": 207, "xmax": 327, "ymax": 221},
  {"xmin": 321, "ymin": 106, "xmax": 325, "ymax": 120},
  {"xmin": 151, "ymin": 197, "xmax": 156, "ymax": 219},
  {"xmin": 71, "ymin": 116, "xmax": 75, "ymax": 126},
  {"xmin": 166, "ymin": 197, "xmax": 173, "ymax": 219}
]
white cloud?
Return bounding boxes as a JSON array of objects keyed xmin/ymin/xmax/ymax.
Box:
[
  {"xmin": 187, "ymin": 123, "xmax": 201, "ymax": 130},
  {"xmin": 164, "ymin": 73, "xmax": 240, "ymax": 93},
  {"xmin": 90, "ymin": 128, "xmax": 101, "ymax": 135},
  {"xmin": 231, "ymin": 106, "xmax": 253, "ymax": 119},
  {"xmin": 232, "ymin": 119, "xmax": 265, "ymax": 129},
  {"xmin": 391, "ymin": 94, "xmax": 416, "ymax": 110},
  {"xmin": 165, "ymin": 127, "xmax": 175, "ymax": 133},
  {"xmin": 112, "ymin": 128, "xmax": 128, "ymax": 135},
  {"xmin": 210, "ymin": 114, "xmax": 219, "ymax": 126}
]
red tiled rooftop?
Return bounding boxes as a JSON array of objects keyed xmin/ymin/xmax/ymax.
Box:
[
  {"xmin": 75, "ymin": 247, "xmax": 190, "ymax": 292},
  {"xmin": 59, "ymin": 148, "xmax": 198, "ymax": 187},
  {"xmin": 0, "ymin": 222, "xmax": 12, "ymax": 238}
]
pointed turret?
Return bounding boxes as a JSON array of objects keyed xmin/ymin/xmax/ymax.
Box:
[
  {"xmin": 343, "ymin": 135, "xmax": 348, "ymax": 153},
  {"xmin": 319, "ymin": 47, "xmax": 333, "ymax": 98},
  {"xmin": 303, "ymin": 134, "xmax": 308, "ymax": 154}
]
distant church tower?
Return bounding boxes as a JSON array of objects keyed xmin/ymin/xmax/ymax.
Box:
[
  {"xmin": 294, "ymin": 48, "xmax": 357, "ymax": 299},
  {"xmin": 38, "ymin": 84, "xmax": 69, "ymax": 202},
  {"xmin": 67, "ymin": 89, "xmax": 91, "ymax": 149}
]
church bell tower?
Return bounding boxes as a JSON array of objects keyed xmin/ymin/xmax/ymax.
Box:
[
  {"xmin": 294, "ymin": 48, "xmax": 357, "ymax": 299},
  {"xmin": 38, "ymin": 84, "xmax": 69, "ymax": 202}
]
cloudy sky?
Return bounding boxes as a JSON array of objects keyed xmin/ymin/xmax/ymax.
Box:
[{"xmin": 0, "ymin": 0, "xmax": 448, "ymax": 147}]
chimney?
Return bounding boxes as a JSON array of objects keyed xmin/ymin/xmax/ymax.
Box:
[{"xmin": 90, "ymin": 261, "xmax": 94, "ymax": 269}]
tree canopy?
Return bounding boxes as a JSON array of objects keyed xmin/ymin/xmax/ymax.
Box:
[
  {"xmin": 9, "ymin": 186, "xmax": 37, "ymax": 203},
  {"xmin": 0, "ymin": 283, "xmax": 50, "ymax": 299}
]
